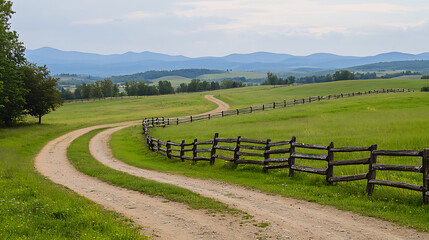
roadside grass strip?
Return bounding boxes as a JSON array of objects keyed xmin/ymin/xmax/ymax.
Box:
[
  {"xmin": 111, "ymin": 92, "xmax": 429, "ymax": 231},
  {"xmin": 68, "ymin": 128, "xmax": 242, "ymax": 215}
]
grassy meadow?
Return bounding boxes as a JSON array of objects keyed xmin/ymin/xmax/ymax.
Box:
[
  {"xmin": 2, "ymin": 78, "xmax": 429, "ymax": 238},
  {"xmin": 0, "ymin": 93, "xmax": 216, "ymax": 239},
  {"xmin": 111, "ymin": 79, "xmax": 429, "ymax": 231}
]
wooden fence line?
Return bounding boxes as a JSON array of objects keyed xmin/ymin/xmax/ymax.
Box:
[
  {"xmin": 145, "ymin": 88, "xmax": 412, "ymax": 126},
  {"xmin": 141, "ymin": 88, "xmax": 429, "ymax": 203}
]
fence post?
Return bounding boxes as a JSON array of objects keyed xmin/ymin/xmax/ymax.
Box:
[
  {"xmin": 190, "ymin": 116, "xmax": 193, "ymax": 122},
  {"xmin": 284, "ymin": 100, "xmax": 286, "ymax": 107},
  {"xmin": 423, "ymin": 149, "xmax": 429, "ymax": 204},
  {"xmin": 234, "ymin": 136, "xmax": 241, "ymax": 165},
  {"xmin": 273, "ymin": 102, "xmax": 276, "ymax": 109},
  {"xmin": 309, "ymin": 97, "xmax": 311, "ymax": 103},
  {"xmin": 155, "ymin": 139, "xmax": 159, "ymax": 152},
  {"xmin": 302, "ymin": 98, "xmax": 305, "ymax": 104},
  {"xmin": 294, "ymin": 99, "xmax": 296, "ymax": 105},
  {"xmin": 177, "ymin": 118, "xmax": 179, "ymax": 125},
  {"xmin": 250, "ymin": 107, "xmax": 253, "ymax": 113},
  {"xmin": 208, "ymin": 114, "xmax": 211, "ymax": 120},
  {"xmin": 167, "ymin": 118, "xmax": 170, "ymax": 125},
  {"xmin": 263, "ymin": 139, "xmax": 271, "ymax": 173},
  {"xmin": 237, "ymin": 109, "xmax": 239, "ymax": 115},
  {"xmin": 289, "ymin": 136, "xmax": 296, "ymax": 177},
  {"xmin": 166, "ymin": 140, "xmax": 172, "ymax": 159},
  {"xmin": 326, "ymin": 142, "xmax": 334, "ymax": 185},
  {"xmin": 263, "ymin": 104, "xmax": 265, "ymax": 111},
  {"xmin": 192, "ymin": 139, "xmax": 198, "ymax": 163},
  {"xmin": 222, "ymin": 111, "xmax": 224, "ymax": 117},
  {"xmin": 180, "ymin": 140, "xmax": 185, "ymax": 162},
  {"xmin": 210, "ymin": 133, "xmax": 219, "ymax": 165},
  {"xmin": 366, "ymin": 144, "xmax": 378, "ymax": 195}
]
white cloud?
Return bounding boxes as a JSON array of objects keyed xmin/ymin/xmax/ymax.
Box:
[{"xmin": 71, "ymin": 11, "xmax": 155, "ymax": 25}]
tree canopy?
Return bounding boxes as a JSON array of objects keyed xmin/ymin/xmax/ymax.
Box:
[{"xmin": 1, "ymin": 1, "xmax": 62, "ymax": 126}]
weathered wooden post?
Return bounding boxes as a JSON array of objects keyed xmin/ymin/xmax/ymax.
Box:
[
  {"xmin": 180, "ymin": 140, "xmax": 185, "ymax": 162},
  {"xmin": 176, "ymin": 118, "xmax": 179, "ymax": 125},
  {"xmin": 237, "ymin": 109, "xmax": 239, "ymax": 115},
  {"xmin": 273, "ymin": 102, "xmax": 276, "ymax": 109},
  {"xmin": 210, "ymin": 133, "xmax": 219, "ymax": 165},
  {"xmin": 222, "ymin": 111, "xmax": 224, "ymax": 117},
  {"xmin": 234, "ymin": 136, "xmax": 241, "ymax": 165},
  {"xmin": 289, "ymin": 136, "xmax": 296, "ymax": 177},
  {"xmin": 190, "ymin": 116, "xmax": 193, "ymax": 122},
  {"xmin": 326, "ymin": 142, "xmax": 334, "ymax": 185},
  {"xmin": 208, "ymin": 114, "xmax": 211, "ymax": 119},
  {"xmin": 366, "ymin": 144, "xmax": 378, "ymax": 195},
  {"xmin": 250, "ymin": 106, "xmax": 253, "ymax": 113},
  {"xmin": 263, "ymin": 104, "xmax": 265, "ymax": 111},
  {"xmin": 284, "ymin": 100, "xmax": 287, "ymax": 107},
  {"xmin": 263, "ymin": 139, "xmax": 271, "ymax": 173},
  {"xmin": 166, "ymin": 140, "xmax": 172, "ymax": 159},
  {"xmin": 423, "ymin": 149, "xmax": 429, "ymax": 204},
  {"xmin": 192, "ymin": 139, "xmax": 198, "ymax": 163},
  {"xmin": 309, "ymin": 97, "xmax": 311, "ymax": 103}
]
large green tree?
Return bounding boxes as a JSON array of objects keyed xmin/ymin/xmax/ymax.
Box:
[
  {"xmin": 22, "ymin": 64, "xmax": 63, "ymax": 124},
  {"xmin": 0, "ymin": 0, "xmax": 27, "ymax": 125}
]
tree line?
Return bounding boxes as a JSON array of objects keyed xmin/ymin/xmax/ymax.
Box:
[
  {"xmin": 1, "ymin": 1, "xmax": 62, "ymax": 126},
  {"xmin": 59, "ymin": 78, "xmax": 246, "ymax": 100}
]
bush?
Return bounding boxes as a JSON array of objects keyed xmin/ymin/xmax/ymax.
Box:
[
  {"xmin": 421, "ymin": 75, "xmax": 429, "ymax": 79},
  {"xmin": 421, "ymin": 86, "xmax": 429, "ymax": 92}
]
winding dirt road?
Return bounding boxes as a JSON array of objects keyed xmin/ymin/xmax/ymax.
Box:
[{"xmin": 36, "ymin": 95, "xmax": 428, "ymax": 239}]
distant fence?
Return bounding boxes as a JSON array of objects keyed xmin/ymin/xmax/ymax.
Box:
[
  {"xmin": 145, "ymin": 88, "xmax": 412, "ymax": 125},
  {"xmin": 141, "ymin": 88, "xmax": 429, "ymax": 203}
]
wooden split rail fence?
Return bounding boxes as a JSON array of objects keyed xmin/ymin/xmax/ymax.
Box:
[
  {"xmin": 142, "ymin": 88, "xmax": 429, "ymax": 203},
  {"xmin": 144, "ymin": 88, "xmax": 411, "ymax": 126}
]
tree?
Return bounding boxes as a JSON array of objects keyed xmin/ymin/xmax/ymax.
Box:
[
  {"xmin": 333, "ymin": 70, "xmax": 355, "ymax": 81},
  {"xmin": 187, "ymin": 79, "xmax": 201, "ymax": 92},
  {"xmin": 22, "ymin": 64, "xmax": 63, "ymax": 124},
  {"xmin": 0, "ymin": 0, "xmax": 27, "ymax": 126},
  {"xmin": 158, "ymin": 80, "xmax": 174, "ymax": 94},
  {"xmin": 421, "ymin": 75, "xmax": 429, "ymax": 79}
]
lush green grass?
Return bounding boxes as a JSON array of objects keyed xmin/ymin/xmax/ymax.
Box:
[
  {"xmin": 212, "ymin": 78, "xmax": 429, "ymax": 109},
  {"xmin": 68, "ymin": 128, "xmax": 240, "ymax": 214},
  {"xmin": 2, "ymin": 79, "xmax": 429, "ymax": 238},
  {"xmin": 150, "ymin": 76, "xmax": 192, "ymax": 88},
  {"xmin": 0, "ymin": 124, "xmax": 146, "ymax": 239},
  {"xmin": 111, "ymin": 90, "xmax": 429, "ymax": 231},
  {"xmin": 0, "ymin": 93, "xmax": 217, "ymax": 239}
]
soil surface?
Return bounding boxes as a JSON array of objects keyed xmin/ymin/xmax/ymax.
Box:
[{"xmin": 36, "ymin": 95, "xmax": 428, "ymax": 239}]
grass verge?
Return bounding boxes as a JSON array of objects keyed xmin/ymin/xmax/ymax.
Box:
[
  {"xmin": 111, "ymin": 92, "xmax": 429, "ymax": 231},
  {"xmin": 68, "ymin": 128, "xmax": 240, "ymax": 215}
]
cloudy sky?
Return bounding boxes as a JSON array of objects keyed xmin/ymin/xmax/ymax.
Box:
[{"xmin": 10, "ymin": 0, "xmax": 429, "ymax": 57}]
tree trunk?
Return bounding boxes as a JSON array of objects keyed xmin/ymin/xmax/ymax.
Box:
[{"xmin": 38, "ymin": 115, "xmax": 42, "ymax": 125}]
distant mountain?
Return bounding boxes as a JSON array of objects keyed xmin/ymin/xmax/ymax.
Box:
[
  {"xmin": 25, "ymin": 47, "xmax": 429, "ymax": 76},
  {"xmin": 347, "ymin": 60, "xmax": 429, "ymax": 73}
]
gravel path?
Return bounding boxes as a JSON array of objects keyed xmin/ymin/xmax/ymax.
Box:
[{"xmin": 36, "ymin": 95, "xmax": 428, "ymax": 239}]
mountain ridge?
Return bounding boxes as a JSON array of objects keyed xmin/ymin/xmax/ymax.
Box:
[{"xmin": 26, "ymin": 47, "xmax": 429, "ymax": 76}]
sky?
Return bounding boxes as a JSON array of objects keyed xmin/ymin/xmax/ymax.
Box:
[{"xmin": 10, "ymin": 0, "xmax": 429, "ymax": 57}]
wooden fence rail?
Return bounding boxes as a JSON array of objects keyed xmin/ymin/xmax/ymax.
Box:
[
  {"xmin": 141, "ymin": 88, "xmax": 429, "ymax": 203},
  {"xmin": 144, "ymin": 88, "xmax": 412, "ymax": 126}
]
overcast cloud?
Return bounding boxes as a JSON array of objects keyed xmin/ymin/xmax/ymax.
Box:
[{"xmin": 10, "ymin": 0, "xmax": 429, "ymax": 57}]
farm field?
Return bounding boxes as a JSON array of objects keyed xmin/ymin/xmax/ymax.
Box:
[
  {"xmin": 110, "ymin": 79, "xmax": 429, "ymax": 230},
  {"xmin": 2, "ymin": 78, "xmax": 429, "ymax": 238},
  {"xmin": 0, "ymin": 93, "xmax": 216, "ymax": 239}
]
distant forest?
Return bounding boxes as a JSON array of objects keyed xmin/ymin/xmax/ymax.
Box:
[{"xmin": 110, "ymin": 69, "xmax": 225, "ymax": 83}]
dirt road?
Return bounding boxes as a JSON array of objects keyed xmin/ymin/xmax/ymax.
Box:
[{"xmin": 36, "ymin": 95, "xmax": 428, "ymax": 239}]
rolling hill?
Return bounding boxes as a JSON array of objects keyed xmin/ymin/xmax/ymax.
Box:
[{"xmin": 26, "ymin": 47, "xmax": 429, "ymax": 77}]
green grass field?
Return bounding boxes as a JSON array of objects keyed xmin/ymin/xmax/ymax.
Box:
[
  {"xmin": 2, "ymin": 78, "xmax": 429, "ymax": 238},
  {"xmin": 0, "ymin": 93, "xmax": 216, "ymax": 239},
  {"xmin": 111, "ymin": 79, "xmax": 429, "ymax": 231}
]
